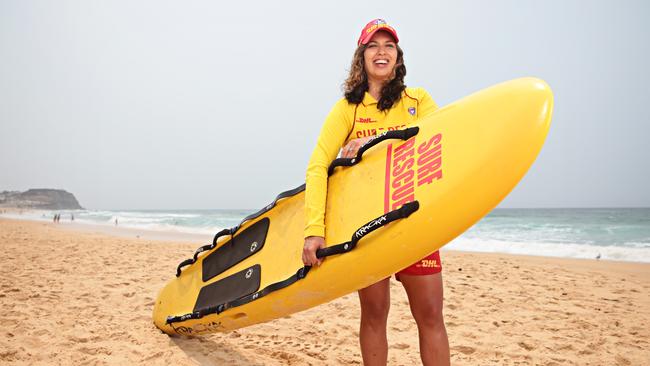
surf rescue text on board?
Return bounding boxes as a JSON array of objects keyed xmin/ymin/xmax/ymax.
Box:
[{"xmin": 384, "ymin": 134, "xmax": 442, "ymax": 213}]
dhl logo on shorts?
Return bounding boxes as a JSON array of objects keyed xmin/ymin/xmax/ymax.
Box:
[
  {"xmin": 384, "ymin": 133, "xmax": 443, "ymax": 213},
  {"xmin": 417, "ymin": 259, "xmax": 440, "ymax": 268}
]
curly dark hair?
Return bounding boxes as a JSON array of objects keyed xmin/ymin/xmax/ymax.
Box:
[{"xmin": 343, "ymin": 43, "xmax": 406, "ymax": 111}]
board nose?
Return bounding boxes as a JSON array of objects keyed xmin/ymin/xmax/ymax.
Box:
[
  {"xmin": 474, "ymin": 77, "xmax": 553, "ymax": 158},
  {"xmin": 519, "ymin": 77, "xmax": 553, "ymax": 131}
]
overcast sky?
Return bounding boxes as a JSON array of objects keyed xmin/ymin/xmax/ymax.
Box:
[{"xmin": 1, "ymin": 0, "xmax": 649, "ymax": 209}]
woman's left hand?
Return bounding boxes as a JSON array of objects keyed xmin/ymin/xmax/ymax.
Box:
[{"xmin": 341, "ymin": 136, "xmax": 373, "ymax": 158}]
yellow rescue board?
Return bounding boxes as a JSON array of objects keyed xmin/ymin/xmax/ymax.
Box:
[{"xmin": 153, "ymin": 77, "xmax": 553, "ymax": 335}]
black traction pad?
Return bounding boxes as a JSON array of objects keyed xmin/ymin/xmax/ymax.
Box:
[
  {"xmin": 202, "ymin": 218, "xmax": 269, "ymax": 282},
  {"xmin": 194, "ymin": 264, "xmax": 261, "ymax": 313}
]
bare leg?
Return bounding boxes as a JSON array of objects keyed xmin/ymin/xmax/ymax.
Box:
[
  {"xmin": 357, "ymin": 277, "xmax": 391, "ymax": 366},
  {"xmin": 399, "ymin": 273, "xmax": 450, "ymax": 366}
]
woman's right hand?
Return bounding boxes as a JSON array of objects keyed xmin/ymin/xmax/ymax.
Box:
[
  {"xmin": 302, "ymin": 236, "xmax": 326, "ymax": 266},
  {"xmin": 341, "ymin": 136, "xmax": 373, "ymax": 158}
]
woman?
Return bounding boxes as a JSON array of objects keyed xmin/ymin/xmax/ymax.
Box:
[{"xmin": 302, "ymin": 19, "xmax": 450, "ymax": 366}]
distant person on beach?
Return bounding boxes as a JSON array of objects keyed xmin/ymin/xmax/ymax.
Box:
[
  {"xmin": 115, "ymin": 218, "xmax": 118, "ymax": 226},
  {"xmin": 302, "ymin": 19, "xmax": 450, "ymax": 365},
  {"xmin": 71, "ymin": 213, "xmax": 74, "ymax": 221}
]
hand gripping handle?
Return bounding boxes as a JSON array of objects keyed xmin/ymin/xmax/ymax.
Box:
[{"xmin": 328, "ymin": 127, "xmax": 419, "ymax": 176}]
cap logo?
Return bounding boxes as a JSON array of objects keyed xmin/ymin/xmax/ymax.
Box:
[
  {"xmin": 366, "ymin": 23, "xmax": 394, "ymax": 34},
  {"xmin": 358, "ymin": 18, "xmax": 399, "ymax": 46}
]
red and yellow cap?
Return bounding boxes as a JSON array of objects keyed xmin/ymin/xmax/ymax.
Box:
[{"xmin": 357, "ymin": 19, "xmax": 399, "ymax": 46}]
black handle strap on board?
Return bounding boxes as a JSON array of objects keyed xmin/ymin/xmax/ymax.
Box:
[
  {"xmin": 328, "ymin": 127, "xmax": 419, "ymax": 176},
  {"xmin": 315, "ymin": 201, "xmax": 420, "ymax": 258},
  {"xmin": 175, "ymin": 184, "xmax": 306, "ymax": 277},
  {"xmin": 175, "ymin": 228, "xmax": 234, "ymax": 277},
  {"xmin": 166, "ymin": 201, "xmax": 419, "ymax": 325},
  {"xmin": 238, "ymin": 183, "xmax": 306, "ymax": 226}
]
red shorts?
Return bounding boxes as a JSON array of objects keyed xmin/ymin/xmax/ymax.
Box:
[{"xmin": 395, "ymin": 250, "xmax": 442, "ymax": 280}]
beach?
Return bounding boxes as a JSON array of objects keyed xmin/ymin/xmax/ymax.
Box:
[{"xmin": 1, "ymin": 218, "xmax": 648, "ymax": 365}]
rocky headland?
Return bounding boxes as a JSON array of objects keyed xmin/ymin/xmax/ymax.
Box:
[{"xmin": 0, "ymin": 189, "xmax": 83, "ymax": 210}]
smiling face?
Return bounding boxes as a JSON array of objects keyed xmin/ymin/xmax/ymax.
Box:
[{"xmin": 363, "ymin": 31, "xmax": 398, "ymax": 84}]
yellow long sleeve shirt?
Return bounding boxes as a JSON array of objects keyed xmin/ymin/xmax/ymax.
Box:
[{"xmin": 305, "ymin": 87, "xmax": 438, "ymax": 238}]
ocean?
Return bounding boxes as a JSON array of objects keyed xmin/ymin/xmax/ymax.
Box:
[{"xmin": 3, "ymin": 207, "xmax": 649, "ymax": 263}]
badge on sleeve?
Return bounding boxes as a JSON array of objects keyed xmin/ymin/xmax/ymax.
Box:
[{"xmin": 408, "ymin": 107, "xmax": 416, "ymax": 116}]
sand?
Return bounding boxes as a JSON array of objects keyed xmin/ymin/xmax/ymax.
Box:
[{"xmin": 1, "ymin": 218, "xmax": 649, "ymax": 365}]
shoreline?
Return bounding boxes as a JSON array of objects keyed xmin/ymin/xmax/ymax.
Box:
[
  {"xmin": 0, "ymin": 214, "xmax": 214, "ymax": 243},
  {"xmin": 1, "ymin": 214, "xmax": 647, "ymax": 265},
  {"xmin": 1, "ymin": 217, "xmax": 649, "ymax": 365}
]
